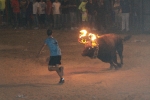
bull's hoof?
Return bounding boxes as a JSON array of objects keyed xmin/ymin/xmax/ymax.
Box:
[
  {"xmin": 114, "ymin": 65, "xmax": 119, "ymax": 70},
  {"xmin": 115, "ymin": 67, "xmax": 119, "ymax": 70},
  {"xmin": 118, "ymin": 63, "xmax": 123, "ymax": 68},
  {"xmin": 109, "ymin": 65, "xmax": 113, "ymax": 70},
  {"xmin": 109, "ymin": 66, "xmax": 119, "ymax": 70}
]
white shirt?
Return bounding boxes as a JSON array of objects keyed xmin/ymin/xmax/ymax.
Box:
[
  {"xmin": 39, "ymin": 2, "xmax": 46, "ymax": 14},
  {"xmin": 33, "ymin": 2, "xmax": 39, "ymax": 14},
  {"xmin": 52, "ymin": 2, "xmax": 61, "ymax": 14}
]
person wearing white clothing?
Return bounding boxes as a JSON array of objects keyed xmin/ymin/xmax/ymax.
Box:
[
  {"xmin": 52, "ymin": 0, "xmax": 61, "ymax": 14},
  {"xmin": 120, "ymin": 0, "xmax": 130, "ymax": 32},
  {"xmin": 33, "ymin": 0, "xmax": 40, "ymax": 29},
  {"xmin": 121, "ymin": 13, "xmax": 129, "ymax": 31},
  {"xmin": 52, "ymin": 0, "xmax": 61, "ymax": 29}
]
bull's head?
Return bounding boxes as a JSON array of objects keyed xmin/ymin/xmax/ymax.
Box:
[
  {"xmin": 82, "ymin": 46, "xmax": 96, "ymax": 58},
  {"xmin": 78, "ymin": 29, "xmax": 99, "ymax": 47}
]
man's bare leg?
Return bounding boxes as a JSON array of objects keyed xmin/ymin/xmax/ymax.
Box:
[
  {"xmin": 48, "ymin": 65, "xmax": 64, "ymax": 83},
  {"xmin": 52, "ymin": 65, "xmax": 64, "ymax": 84}
]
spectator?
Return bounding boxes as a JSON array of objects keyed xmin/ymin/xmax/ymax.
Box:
[
  {"xmin": 113, "ymin": 0, "xmax": 121, "ymax": 30},
  {"xmin": 39, "ymin": 0, "xmax": 46, "ymax": 28},
  {"xmin": 45, "ymin": 0, "xmax": 53, "ymax": 28},
  {"xmin": 11, "ymin": 0, "xmax": 20, "ymax": 29},
  {"xmin": 20, "ymin": 0, "xmax": 28, "ymax": 28},
  {"xmin": 78, "ymin": 0, "xmax": 88, "ymax": 29},
  {"xmin": 61, "ymin": 0, "xmax": 70, "ymax": 30},
  {"xmin": 69, "ymin": 0, "xmax": 78, "ymax": 30},
  {"xmin": 85, "ymin": 0, "xmax": 97, "ymax": 30},
  {"xmin": 104, "ymin": 0, "xmax": 113, "ymax": 30},
  {"xmin": 33, "ymin": 0, "xmax": 40, "ymax": 29},
  {"xmin": 52, "ymin": 0, "xmax": 61, "ymax": 30},
  {"xmin": 76, "ymin": 0, "xmax": 82, "ymax": 28},
  {"xmin": 26, "ymin": 0, "xmax": 33, "ymax": 29},
  {"xmin": 0, "ymin": 0, "xmax": 6, "ymax": 25},
  {"xmin": 120, "ymin": 0, "xmax": 130, "ymax": 32},
  {"xmin": 96, "ymin": 0, "xmax": 106, "ymax": 32}
]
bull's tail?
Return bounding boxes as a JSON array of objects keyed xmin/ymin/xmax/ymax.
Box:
[{"xmin": 123, "ymin": 35, "xmax": 132, "ymax": 41}]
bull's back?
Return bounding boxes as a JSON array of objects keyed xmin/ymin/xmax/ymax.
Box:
[{"xmin": 97, "ymin": 34, "xmax": 122, "ymax": 62}]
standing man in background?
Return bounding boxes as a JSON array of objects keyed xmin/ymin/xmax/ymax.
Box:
[
  {"xmin": 61, "ymin": 0, "xmax": 70, "ymax": 30},
  {"xmin": 33, "ymin": 0, "xmax": 40, "ymax": 29},
  {"xmin": 26, "ymin": 0, "xmax": 33, "ymax": 29},
  {"xmin": 78, "ymin": 0, "xmax": 88, "ymax": 29},
  {"xmin": 20, "ymin": 0, "xmax": 28, "ymax": 28},
  {"xmin": 113, "ymin": 0, "xmax": 121, "ymax": 30},
  {"xmin": 96, "ymin": 0, "xmax": 106, "ymax": 32},
  {"xmin": 11, "ymin": 0, "xmax": 20, "ymax": 29},
  {"xmin": 45, "ymin": 0, "xmax": 53, "ymax": 29},
  {"xmin": 86, "ymin": 0, "xmax": 97, "ymax": 30},
  {"xmin": 120, "ymin": 0, "xmax": 130, "ymax": 32},
  {"xmin": 39, "ymin": 0, "xmax": 46, "ymax": 28},
  {"xmin": 52, "ymin": 0, "xmax": 61, "ymax": 30},
  {"xmin": 0, "ymin": 0, "xmax": 6, "ymax": 25},
  {"xmin": 69, "ymin": 0, "xmax": 78, "ymax": 30}
]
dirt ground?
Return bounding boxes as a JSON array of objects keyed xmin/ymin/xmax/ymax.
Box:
[{"xmin": 0, "ymin": 28, "xmax": 150, "ymax": 100}]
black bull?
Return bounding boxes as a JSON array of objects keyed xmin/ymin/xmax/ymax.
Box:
[{"xmin": 81, "ymin": 34, "xmax": 131, "ymax": 69}]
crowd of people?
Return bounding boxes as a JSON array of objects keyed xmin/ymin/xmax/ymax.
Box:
[{"xmin": 0, "ymin": 0, "xmax": 132, "ymax": 32}]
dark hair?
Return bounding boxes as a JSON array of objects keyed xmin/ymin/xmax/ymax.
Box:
[{"xmin": 47, "ymin": 29, "xmax": 52, "ymax": 36}]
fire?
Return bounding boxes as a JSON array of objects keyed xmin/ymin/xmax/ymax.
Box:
[
  {"xmin": 78, "ymin": 29, "xmax": 88, "ymax": 44},
  {"xmin": 78, "ymin": 29, "xmax": 99, "ymax": 47},
  {"xmin": 88, "ymin": 33, "xmax": 97, "ymax": 47},
  {"xmin": 79, "ymin": 30, "xmax": 87, "ymax": 38},
  {"xmin": 88, "ymin": 33, "xmax": 96, "ymax": 41}
]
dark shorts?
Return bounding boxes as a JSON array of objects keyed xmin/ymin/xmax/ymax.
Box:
[{"xmin": 49, "ymin": 55, "xmax": 61, "ymax": 66}]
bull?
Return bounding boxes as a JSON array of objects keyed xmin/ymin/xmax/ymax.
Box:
[{"xmin": 81, "ymin": 33, "xmax": 131, "ymax": 70}]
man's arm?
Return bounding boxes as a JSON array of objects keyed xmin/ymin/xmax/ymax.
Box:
[{"xmin": 37, "ymin": 44, "xmax": 46, "ymax": 57}]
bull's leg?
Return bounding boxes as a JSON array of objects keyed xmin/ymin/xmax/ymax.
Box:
[
  {"xmin": 109, "ymin": 63, "xmax": 113, "ymax": 70},
  {"xmin": 109, "ymin": 61, "xmax": 118, "ymax": 70},
  {"xmin": 117, "ymin": 44, "xmax": 123, "ymax": 65},
  {"xmin": 113, "ymin": 54, "xmax": 122, "ymax": 68},
  {"xmin": 110, "ymin": 51, "xmax": 121, "ymax": 69},
  {"xmin": 118, "ymin": 51, "xmax": 123, "ymax": 65}
]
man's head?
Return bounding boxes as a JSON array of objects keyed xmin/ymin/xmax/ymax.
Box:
[{"xmin": 47, "ymin": 29, "xmax": 52, "ymax": 36}]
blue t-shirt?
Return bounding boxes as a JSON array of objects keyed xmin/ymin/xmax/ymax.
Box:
[{"xmin": 45, "ymin": 37, "xmax": 61, "ymax": 56}]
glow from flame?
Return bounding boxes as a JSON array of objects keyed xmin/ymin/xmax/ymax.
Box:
[
  {"xmin": 78, "ymin": 30, "xmax": 99, "ymax": 47},
  {"xmin": 88, "ymin": 33, "xmax": 97, "ymax": 41},
  {"xmin": 79, "ymin": 30, "xmax": 87, "ymax": 38}
]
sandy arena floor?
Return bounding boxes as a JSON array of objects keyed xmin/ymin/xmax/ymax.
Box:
[{"xmin": 0, "ymin": 29, "xmax": 150, "ymax": 100}]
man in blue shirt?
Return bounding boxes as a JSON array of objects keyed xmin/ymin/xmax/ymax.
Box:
[{"xmin": 38, "ymin": 29, "xmax": 64, "ymax": 84}]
